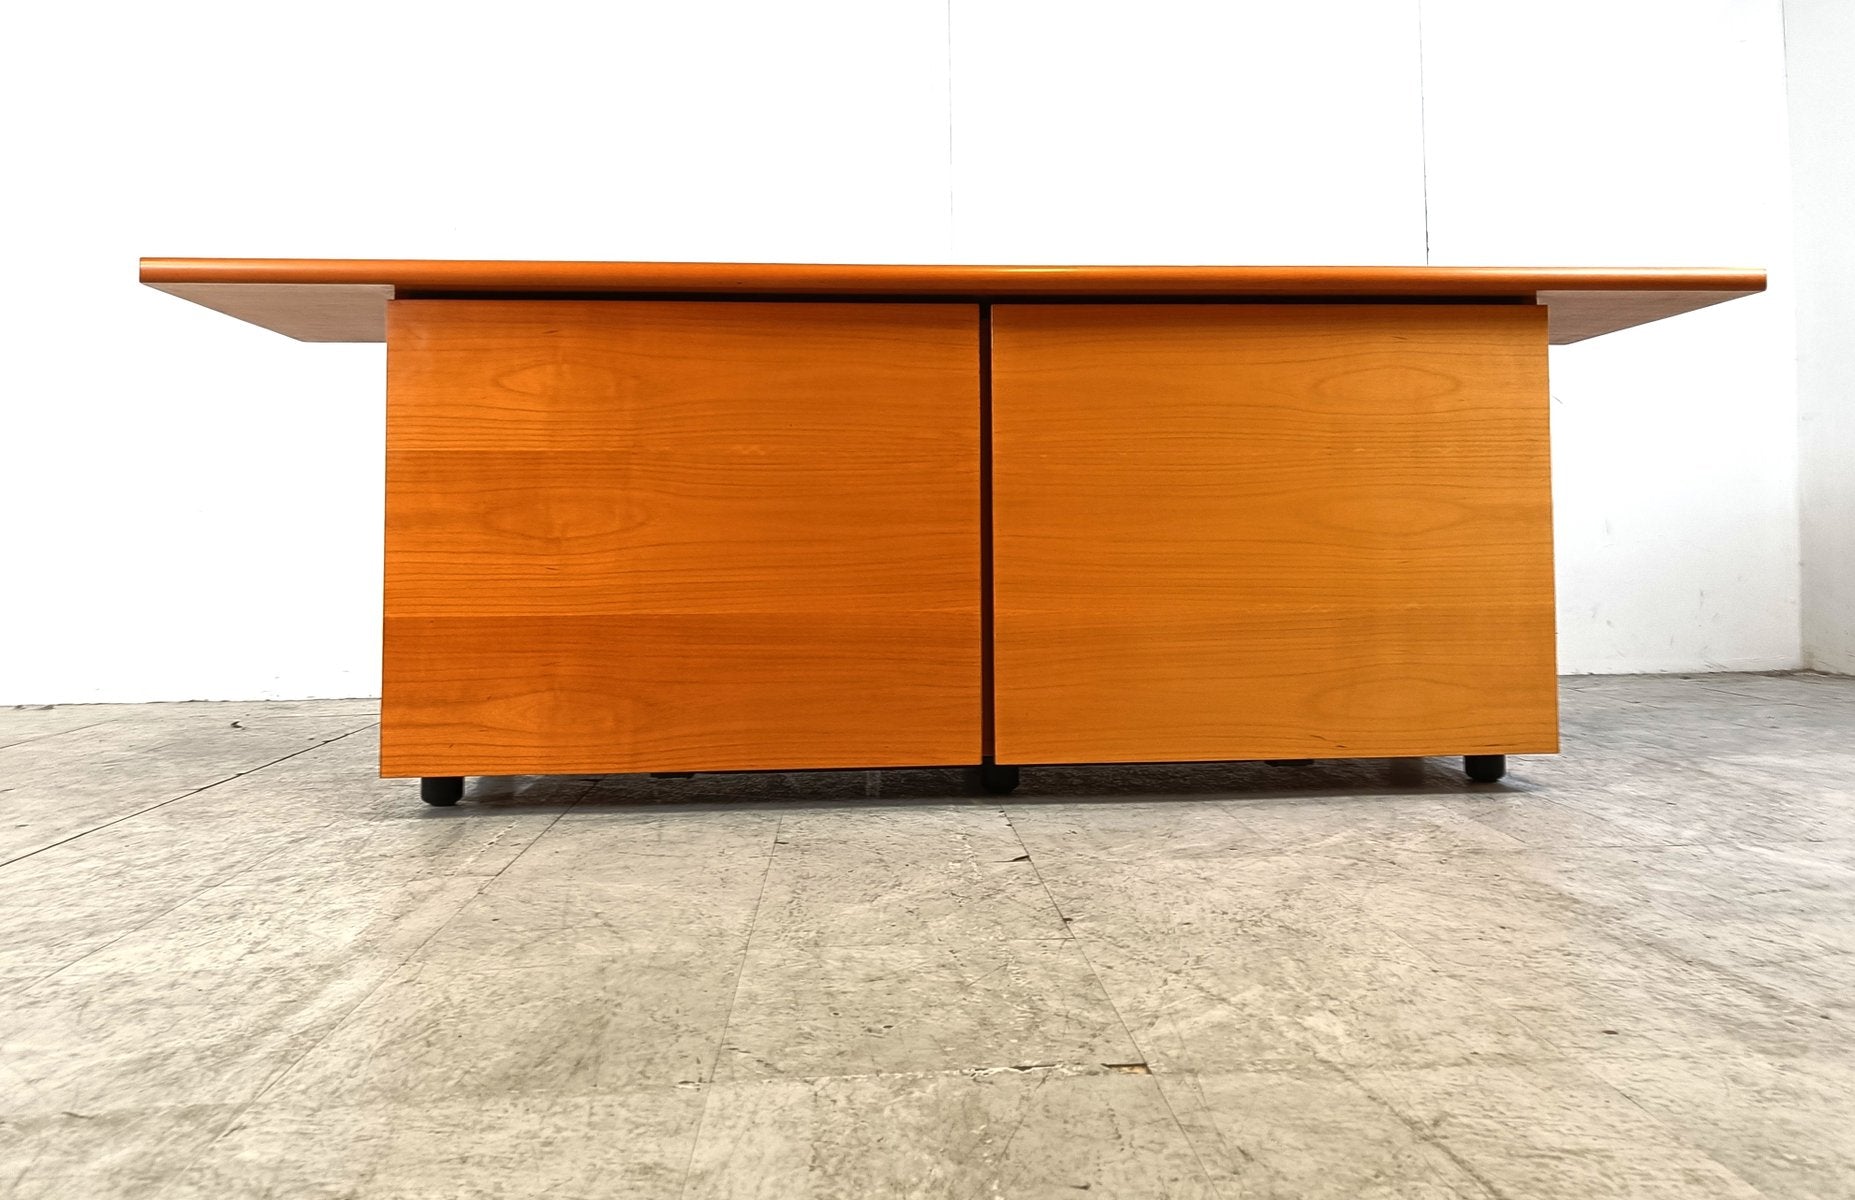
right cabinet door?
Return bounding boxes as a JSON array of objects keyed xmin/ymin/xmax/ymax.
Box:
[{"xmin": 990, "ymin": 303, "xmax": 1558, "ymax": 765}]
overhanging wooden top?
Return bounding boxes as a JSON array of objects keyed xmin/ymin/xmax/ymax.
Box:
[{"xmin": 139, "ymin": 258, "xmax": 1765, "ymax": 345}]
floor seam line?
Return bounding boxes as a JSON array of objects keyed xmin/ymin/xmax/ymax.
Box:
[
  {"xmin": 678, "ymin": 809, "xmax": 783, "ymax": 1199},
  {"xmin": 149, "ymin": 781, "xmax": 591, "ymax": 1192},
  {"xmin": 25, "ymin": 741, "xmax": 412, "ymax": 985},
  {"xmin": 997, "ymin": 805, "xmax": 1226, "ymax": 1192},
  {"xmin": 478, "ymin": 777, "xmax": 597, "ymax": 883},
  {"xmin": 1587, "ymin": 1064, "xmax": 1788, "ymax": 1199},
  {"xmin": 1326, "ymin": 1058, "xmax": 1519, "ymax": 1200},
  {"xmin": 0, "ymin": 719, "xmax": 127, "ymax": 754},
  {"xmin": 0, "ymin": 721, "xmax": 380, "ymax": 872}
]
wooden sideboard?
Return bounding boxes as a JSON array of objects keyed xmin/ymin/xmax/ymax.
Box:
[{"xmin": 142, "ymin": 259, "xmax": 1765, "ymax": 803}]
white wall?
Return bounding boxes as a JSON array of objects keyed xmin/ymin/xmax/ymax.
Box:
[
  {"xmin": 1785, "ymin": 0, "xmax": 1855, "ymax": 673},
  {"xmin": 0, "ymin": 0, "xmax": 955, "ymax": 706},
  {"xmin": 0, "ymin": 0, "xmax": 1800, "ymax": 703},
  {"xmin": 1421, "ymin": 0, "xmax": 1800, "ymax": 673}
]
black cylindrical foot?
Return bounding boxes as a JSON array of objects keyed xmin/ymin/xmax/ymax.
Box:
[
  {"xmin": 421, "ymin": 776, "xmax": 464, "ymax": 806},
  {"xmin": 1464, "ymin": 755, "xmax": 1507, "ymax": 784}
]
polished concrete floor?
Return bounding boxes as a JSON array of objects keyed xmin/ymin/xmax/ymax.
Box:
[{"xmin": 1, "ymin": 673, "xmax": 1852, "ymax": 1199}]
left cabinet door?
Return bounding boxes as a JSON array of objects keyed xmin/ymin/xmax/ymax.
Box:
[{"xmin": 382, "ymin": 300, "xmax": 981, "ymax": 777}]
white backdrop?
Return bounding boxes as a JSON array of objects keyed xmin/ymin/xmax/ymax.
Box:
[
  {"xmin": 1786, "ymin": 0, "xmax": 1855, "ymax": 674},
  {"xmin": 0, "ymin": 0, "xmax": 1802, "ymax": 703}
]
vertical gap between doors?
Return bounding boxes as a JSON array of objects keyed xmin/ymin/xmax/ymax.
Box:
[{"xmin": 979, "ymin": 303, "xmax": 996, "ymax": 763}]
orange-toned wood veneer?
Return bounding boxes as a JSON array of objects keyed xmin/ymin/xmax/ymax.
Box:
[
  {"xmin": 139, "ymin": 258, "xmax": 1766, "ymax": 345},
  {"xmin": 382, "ymin": 300, "xmax": 981, "ymax": 776},
  {"xmin": 989, "ymin": 304, "xmax": 1558, "ymax": 764}
]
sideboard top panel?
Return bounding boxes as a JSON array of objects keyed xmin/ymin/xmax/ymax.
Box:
[{"xmin": 139, "ymin": 259, "xmax": 1764, "ymax": 346}]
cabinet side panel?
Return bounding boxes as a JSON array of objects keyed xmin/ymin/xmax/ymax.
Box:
[
  {"xmin": 991, "ymin": 303, "xmax": 1556, "ymax": 764},
  {"xmin": 382, "ymin": 300, "xmax": 980, "ymax": 776}
]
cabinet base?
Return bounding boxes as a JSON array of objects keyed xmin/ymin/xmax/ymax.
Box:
[
  {"xmin": 966, "ymin": 763, "xmax": 1022, "ymax": 796},
  {"xmin": 406, "ymin": 755, "xmax": 1516, "ymax": 806}
]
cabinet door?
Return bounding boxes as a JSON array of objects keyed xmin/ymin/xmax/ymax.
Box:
[
  {"xmin": 383, "ymin": 300, "xmax": 980, "ymax": 776},
  {"xmin": 990, "ymin": 303, "xmax": 1556, "ymax": 764}
]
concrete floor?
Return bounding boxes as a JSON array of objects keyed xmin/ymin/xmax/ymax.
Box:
[{"xmin": 0, "ymin": 675, "xmax": 1851, "ymax": 1199}]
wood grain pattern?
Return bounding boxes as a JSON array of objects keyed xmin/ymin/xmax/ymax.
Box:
[
  {"xmin": 140, "ymin": 258, "xmax": 1764, "ymax": 345},
  {"xmin": 384, "ymin": 614, "xmax": 976, "ymax": 775},
  {"xmin": 990, "ymin": 303, "xmax": 1558, "ymax": 764},
  {"xmin": 382, "ymin": 300, "xmax": 980, "ymax": 777}
]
